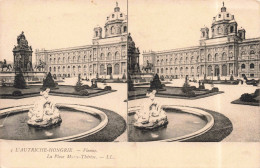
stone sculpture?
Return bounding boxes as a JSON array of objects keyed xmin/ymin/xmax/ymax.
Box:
[
  {"xmin": 134, "ymin": 90, "xmax": 168, "ymax": 129},
  {"xmin": 27, "ymin": 88, "xmax": 62, "ymax": 128}
]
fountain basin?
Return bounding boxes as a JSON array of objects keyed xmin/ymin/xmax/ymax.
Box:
[
  {"xmin": 128, "ymin": 105, "xmax": 214, "ymax": 142},
  {"xmin": 0, "ymin": 104, "xmax": 108, "ymax": 142}
]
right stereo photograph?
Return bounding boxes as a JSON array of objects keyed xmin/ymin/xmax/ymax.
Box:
[{"xmin": 127, "ymin": 0, "xmax": 260, "ymax": 142}]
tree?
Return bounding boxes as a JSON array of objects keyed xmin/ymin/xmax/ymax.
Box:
[
  {"xmin": 14, "ymin": 71, "xmax": 27, "ymax": 89},
  {"xmin": 150, "ymin": 74, "xmax": 163, "ymax": 90},
  {"xmin": 43, "ymin": 72, "xmax": 56, "ymax": 89},
  {"xmin": 182, "ymin": 77, "xmax": 191, "ymax": 93},
  {"xmin": 75, "ymin": 74, "xmax": 83, "ymax": 92}
]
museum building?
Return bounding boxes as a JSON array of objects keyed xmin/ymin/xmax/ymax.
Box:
[
  {"xmin": 143, "ymin": 4, "xmax": 260, "ymax": 79},
  {"xmin": 35, "ymin": 3, "xmax": 127, "ymax": 79}
]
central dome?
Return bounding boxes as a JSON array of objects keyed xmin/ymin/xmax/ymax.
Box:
[
  {"xmin": 106, "ymin": 2, "xmax": 127, "ymax": 24},
  {"xmin": 213, "ymin": 3, "xmax": 234, "ymax": 23}
]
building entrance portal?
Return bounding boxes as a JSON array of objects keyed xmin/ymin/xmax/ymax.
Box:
[
  {"xmin": 214, "ymin": 65, "xmax": 220, "ymax": 76},
  {"xmin": 107, "ymin": 64, "xmax": 112, "ymax": 75}
]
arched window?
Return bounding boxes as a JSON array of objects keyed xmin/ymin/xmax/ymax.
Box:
[
  {"xmin": 229, "ymin": 52, "xmax": 233, "ymax": 60},
  {"xmin": 222, "ymin": 53, "xmax": 227, "ymax": 60},
  {"xmin": 208, "ymin": 54, "xmax": 212, "ymax": 61},
  {"xmin": 67, "ymin": 66, "xmax": 70, "ymax": 72},
  {"xmin": 197, "ymin": 56, "xmax": 199, "ymax": 62},
  {"xmin": 49, "ymin": 58, "xmax": 52, "ymax": 63},
  {"xmin": 73, "ymin": 66, "xmax": 75, "ymax": 72},
  {"xmin": 214, "ymin": 53, "xmax": 218, "ymax": 61},
  {"xmin": 54, "ymin": 67, "xmax": 56, "ymax": 72},
  {"xmin": 100, "ymin": 64, "xmax": 105, "ymax": 75},
  {"xmin": 191, "ymin": 56, "xmax": 194, "ymax": 63},
  {"xmin": 114, "ymin": 63, "xmax": 120, "ymax": 74},
  {"xmin": 111, "ymin": 26, "xmax": 115, "ymax": 34},
  {"xmin": 84, "ymin": 65, "xmax": 87, "ymax": 72},
  {"xmin": 89, "ymin": 55, "xmax": 92, "ymax": 61},
  {"xmin": 250, "ymin": 50, "xmax": 255, "ymax": 55},
  {"xmin": 250, "ymin": 63, "xmax": 254, "ymax": 69},
  {"xmin": 63, "ymin": 57, "xmax": 65, "ymax": 63},
  {"xmin": 115, "ymin": 52, "xmax": 120, "ymax": 60},
  {"xmin": 175, "ymin": 58, "xmax": 178, "ymax": 64},
  {"xmin": 180, "ymin": 57, "xmax": 183, "ymax": 64},
  {"xmin": 185, "ymin": 67, "xmax": 188, "ymax": 74},
  {"xmin": 107, "ymin": 53, "xmax": 112, "ymax": 60},
  {"xmin": 230, "ymin": 26, "xmax": 234, "ymax": 33},
  {"xmin": 185, "ymin": 57, "xmax": 189, "ymax": 64},
  {"xmin": 100, "ymin": 53, "xmax": 104, "ymax": 60},
  {"xmin": 63, "ymin": 66, "xmax": 65, "ymax": 72},
  {"xmin": 68, "ymin": 56, "xmax": 70, "ymax": 63},
  {"xmin": 78, "ymin": 66, "xmax": 81, "ymax": 72},
  {"xmin": 191, "ymin": 66, "xmax": 194, "ymax": 73},
  {"xmin": 49, "ymin": 67, "xmax": 51, "ymax": 72},
  {"xmin": 157, "ymin": 69, "xmax": 159, "ymax": 73},
  {"xmin": 54, "ymin": 58, "xmax": 56, "ymax": 63},
  {"xmin": 73, "ymin": 56, "xmax": 76, "ymax": 63},
  {"xmin": 217, "ymin": 26, "xmax": 222, "ymax": 34},
  {"xmin": 241, "ymin": 64, "xmax": 246, "ymax": 69},
  {"xmin": 161, "ymin": 59, "xmax": 164, "ymax": 65},
  {"xmin": 123, "ymin": 26, "xmax": 127, "ymax": 33},
  {"xmin": 58, "ymin": 57, "xmax": 60, "ymax": 63},
  {"xmin": 161, "ymin": 68, "xmax": 163, "ymax": 73},
  {"xmin": 84, "ymin": 55, "xmax": 86, "ymax": 62},
  {"xmin": 180, "ymin": 67, "xmax": 183, "ymax": 74},
  {"xmin": 58, "ymin": 66, "xmax": 60, "ymax": 72}
]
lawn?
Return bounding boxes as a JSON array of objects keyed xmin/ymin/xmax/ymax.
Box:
[
  {"xmin": 128, "ymin": 86, "xmax": 222, "ymax": 100},
  {"xmin": 0, "ymin": 85, "xmax": 114, "ymax": 99}
]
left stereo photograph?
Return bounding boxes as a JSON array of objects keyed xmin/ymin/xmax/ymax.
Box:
[{"xmin": 0, "ymin": 0, "xmax": 128, "ymax": 142}]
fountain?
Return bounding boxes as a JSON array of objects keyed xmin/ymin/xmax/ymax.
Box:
[
  {"xmin": 27, "ymin": 88, "xmax": 62, "ymax": 128},
  {"xmin": 0, "ymin": 88, "xmax": 109, "ymax": 141},
  {"xmin": 128, "ymin": 90, "xmax": 214, "ymax": 142}
]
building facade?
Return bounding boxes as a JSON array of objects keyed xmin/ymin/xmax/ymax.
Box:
[
  {"xmin": 35, "ymin": 3, "xmax": 127, "ymax": 79},
  {"xmin": 143, "ymin": 4, "xmax": 260, "ymax": 79}
]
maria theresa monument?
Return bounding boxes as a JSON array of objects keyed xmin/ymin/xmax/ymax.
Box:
[
  {"xmin": 35, "ymin": 3, "xmax": 127, "ymax": 79},
  {"xmin": 143, "ymin": 3, "xmax": 260, "ymax": 79}
]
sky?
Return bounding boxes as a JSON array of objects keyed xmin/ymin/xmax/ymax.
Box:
[
  {"xmin": 0, "ymin": 0, "xmax": 127, "ymax": 63},
  {"xmin": 128, "ymin": 0, "xmax": 260, "ymax": 65},
  {"xmin": 0, "ymin": 0, "xmax": 259, "ymax": 65}
]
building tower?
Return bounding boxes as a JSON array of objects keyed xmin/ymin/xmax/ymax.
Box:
[
  {"xmin": 211, "ymin": 2, "xmax": 237, "ymax": 39},
  {"xmin": 93, "ymin": 25, "xmax": 102, "ymax": 39},
  {"xmin": 238, "ymin": 27, "xmax": 246, "ymax": 40},
  {"xmin": 104, "ymin": 2, "xmax": 127, "ymax": 38}
]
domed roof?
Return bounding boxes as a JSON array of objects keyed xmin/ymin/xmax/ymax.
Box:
[
  {"xmin": 106, "ymin": 2, "xmax": 127, "ymax": 24},
  {"xmin": 213, "ymin": 2, "xmax": 235, "ymax": 23}
]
